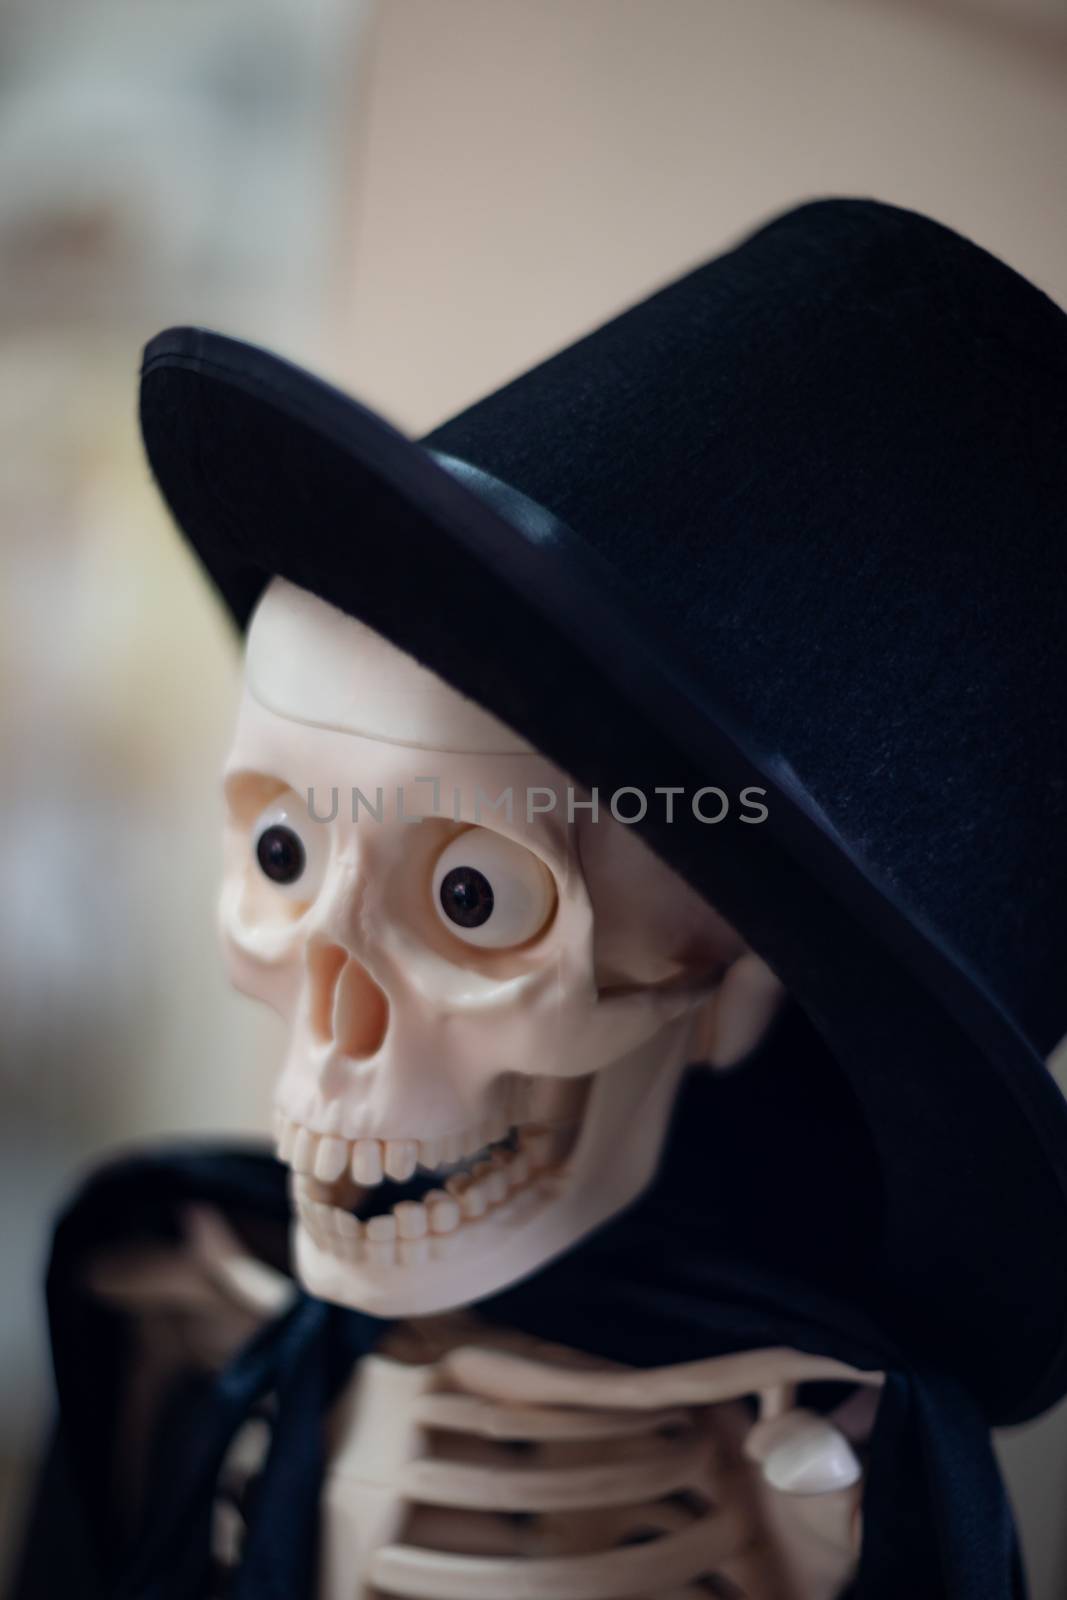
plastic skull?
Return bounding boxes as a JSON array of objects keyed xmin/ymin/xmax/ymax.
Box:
[{"xmin": 220, "ymin": 579, "xmax": 782, "ymax": 1315}]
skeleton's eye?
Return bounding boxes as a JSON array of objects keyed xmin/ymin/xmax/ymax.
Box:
[
  {"xmin": 251, "ymin": 792, "xmax": 329, "ymax": 903},
  {"xmin": 432, "ymin": 829, "xmax": 556, "ymax": 949}
]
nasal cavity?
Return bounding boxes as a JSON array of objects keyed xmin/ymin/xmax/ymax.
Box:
[{"xmin": 308, "ymin": 942, "xmax": 389, "ymax": 1058}]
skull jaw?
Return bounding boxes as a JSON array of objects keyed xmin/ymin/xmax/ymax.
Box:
[{"xmin": 289, "ymin": 1022, "xmax": 695, "ymax": 1317}]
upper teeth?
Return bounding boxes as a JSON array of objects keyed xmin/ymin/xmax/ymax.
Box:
[{"xmin": 273, "ymin": 1114, "xmax": 513, "ymax": 1186}]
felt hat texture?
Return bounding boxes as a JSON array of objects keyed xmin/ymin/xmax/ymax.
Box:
[{"xmin": 140, "ymin": 198, "xmax": 1067, "ymax": 1424}]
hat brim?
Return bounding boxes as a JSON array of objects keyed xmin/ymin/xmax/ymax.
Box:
[{"xmin": 141, "ymin": 325, "xmax": 1067, "ymax": 1422}]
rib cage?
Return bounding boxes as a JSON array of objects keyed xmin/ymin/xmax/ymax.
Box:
[
  {"xmin": 317, "ymin": 1320, "xmax": 877, "ymax": 1600},
  {"xmin": 89, "ymin": 1207, "xmax": 875, "ymax": 1599}
]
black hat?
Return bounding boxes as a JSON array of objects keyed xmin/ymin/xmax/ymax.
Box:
[{"xmin": 140, "ymin": 198, "xmax": 1067, "ymax": 1424}]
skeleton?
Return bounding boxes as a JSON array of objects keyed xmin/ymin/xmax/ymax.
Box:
[{"xmin": 97, "ymin": 576, "xmax": 882, "ymax": 1598}]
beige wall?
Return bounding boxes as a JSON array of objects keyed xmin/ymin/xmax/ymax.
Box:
[
  {"xmin": 342, "ymin": 0, "xmax": 1067, "ymax": 434},
  {"xmin": 341, "ymin": 3, "xmax": 1067, "ymax": 1593}
]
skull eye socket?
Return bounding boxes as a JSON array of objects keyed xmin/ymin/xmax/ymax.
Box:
[
  {"xmin": 251, "ymin": 791, "xmax": 329, "ymax": 904},
  {"xmin": 432, "ymin": 829, "xmax": 557, "ymax": 949}
]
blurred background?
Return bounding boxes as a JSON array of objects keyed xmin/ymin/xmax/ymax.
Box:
[{"xmin": 1, "ymin": 0, "xmax": 1066, "ymax": 1591}]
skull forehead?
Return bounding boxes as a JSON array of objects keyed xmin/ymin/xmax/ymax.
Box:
[
  {"xmin": 246, "ymin": 578, "xmax": 531, "ymax": 754},
  {"xmin": 235, "ymin": 580, "xmax": 735, "ymax": 983}
]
